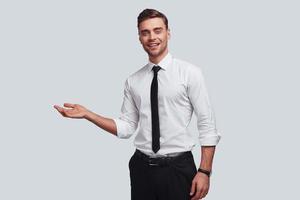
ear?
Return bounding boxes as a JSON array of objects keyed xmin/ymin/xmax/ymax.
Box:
[{"xmin": 167, "ymin": 28, "xmax": 171, "ymax": 40}]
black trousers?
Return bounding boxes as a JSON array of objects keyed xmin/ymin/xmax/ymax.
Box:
[{"xmin": 129, "ymin": 149, "xmax": 197, "ymax": 200}]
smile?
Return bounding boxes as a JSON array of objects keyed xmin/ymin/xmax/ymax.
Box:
[{"xmin": 148, "ymin": 43, "xmax": 160, "ymax": 47}]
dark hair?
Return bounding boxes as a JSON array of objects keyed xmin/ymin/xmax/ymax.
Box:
[{"xmin": 137, "ymin": 8, "xmax": 168, "ymax": 30}]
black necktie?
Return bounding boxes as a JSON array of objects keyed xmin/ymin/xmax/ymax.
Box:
[{"xmin": 151, "ymin": 65, "xmax": 161, "ymax": 153}]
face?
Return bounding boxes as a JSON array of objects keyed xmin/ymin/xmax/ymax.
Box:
[{"xmin": 138, "ymin": 17, "xmax": 170, "ymax": 60}]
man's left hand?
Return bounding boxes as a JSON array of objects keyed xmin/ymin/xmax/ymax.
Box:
[{"xmin": 189, "ymin": 172, "xmax": 210, "ymax": 200}]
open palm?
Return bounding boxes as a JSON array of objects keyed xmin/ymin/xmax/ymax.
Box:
[{"xmin": 53, "ymin": 103, "xmax": 88, "ymax": 119}]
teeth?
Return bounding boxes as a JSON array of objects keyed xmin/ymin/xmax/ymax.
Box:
[{"xmin": 149, "ymin": 43, "xmax": 159, "ymax": 47}]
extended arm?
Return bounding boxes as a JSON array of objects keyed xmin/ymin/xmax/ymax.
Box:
[
  {"xmin": 54, "ymin": 78, "xmax": 138, "ymax": 139},
  {"xmin": 85, "ymin": 111, "xmax": 117, "ymax": 136},
  {"xmin": 54, "ymin": 103, "xmax": 117, "ymax": 136}
]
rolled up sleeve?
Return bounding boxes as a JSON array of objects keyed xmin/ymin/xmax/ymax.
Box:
[
  {"xmin": 187, "ymin": 66, "xmax": 221, "ymax": 146},
  {"xmin": 113, "ymin": 78, "xmax": 139, "ymax": 139}
]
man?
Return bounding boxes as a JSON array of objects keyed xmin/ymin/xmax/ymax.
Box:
[{"xmin": 54, "ymin": 8, "xmax": 221, "ymax": 200}]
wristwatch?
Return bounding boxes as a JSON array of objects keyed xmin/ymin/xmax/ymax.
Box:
[{"xmin": 197, "ymin": 168, "xmax": 212, "ymax": 177}]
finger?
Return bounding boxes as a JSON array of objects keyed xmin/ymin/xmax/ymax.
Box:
[
  {"xmin": 193, "ymin": 187, "xmax": 203, "ymax": 200},
  {"xmin": 199, "ymin": 188, "xmax": 207, "ymax": 199},
  {"xmin": 190, "ymin": 181, "xmax": 196, "ymax": 196},
  {"xmin": 191, "ymin": 184, "xmax": 199, "ymax": 200},
  {"xmin": 54, "ymin": 105, "xmax": 64, "ymax": 112},
  {"xmin": 64, "ymin": 103, "xmax": 75, "ymax": 108},
  {"xmin": 201, "ymin": 187, "xmax": 209, "ymax": 199},
  {"xmin": 53, "ymin": 105, "xmax": 67, "ymax": 117}
]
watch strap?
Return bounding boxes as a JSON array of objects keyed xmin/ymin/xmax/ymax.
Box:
[{"xmin": 197, "ymin": 168, "xmax": 211, "ymax": 177}]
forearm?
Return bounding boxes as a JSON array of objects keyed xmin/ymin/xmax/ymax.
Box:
[
  {"xmin": 84, "ymin": 111, "xmax": 117, "ymax": 136},
  {"xmin": 199, "ymin": 146, "xmax": 216, "ymax": 171}
]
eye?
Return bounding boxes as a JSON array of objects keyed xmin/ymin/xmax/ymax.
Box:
[{"xmin": 141, "ymin": 31, "xmax": 149, "ymax": 36}]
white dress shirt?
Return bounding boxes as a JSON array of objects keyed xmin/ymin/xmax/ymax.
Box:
[{"xmin": 113, "ymin": 52, "xmax": 221, "ymax": 157}]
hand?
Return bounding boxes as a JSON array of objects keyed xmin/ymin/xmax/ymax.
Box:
[
  {"xmin": 190, "ymin": 172, "xmax": 210, "ymax": 200},
  {"xmin": 53, "ymin": 103, "xmax": 89, "ymax": 119}
]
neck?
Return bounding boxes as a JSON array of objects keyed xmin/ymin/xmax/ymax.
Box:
[{"xmin": 149, "ymin": 49, "xmax": 169, "ymax": 64}]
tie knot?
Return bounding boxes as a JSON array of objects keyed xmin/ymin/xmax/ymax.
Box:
[{"xmin": 152, "ymin": 65, "xmax": 161, "ymax": 73}]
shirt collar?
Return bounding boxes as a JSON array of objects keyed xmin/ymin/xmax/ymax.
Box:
[{"xmin": 146, "ymin": 52, "xmax": 173, "ymax": 73}]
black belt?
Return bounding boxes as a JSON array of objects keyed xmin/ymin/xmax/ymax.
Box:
[{"xmin": 134, "ymin": 149, "xmax": 192, "ymax": 167}]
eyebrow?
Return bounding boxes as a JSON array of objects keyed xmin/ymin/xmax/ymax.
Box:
[{"xmin": 153, "ymin": 27, "xmax": 163, "ymax": 31}]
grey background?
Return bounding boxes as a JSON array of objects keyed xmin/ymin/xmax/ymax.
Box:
[{"xmin": 1, "ymin": 0, "xmax": 299, "ymax": 199}]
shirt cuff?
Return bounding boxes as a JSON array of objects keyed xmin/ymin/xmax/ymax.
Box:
[
  {"xmin": 199, "ymin": 133, "xmax": 221, "ymax": 146},
  {"xmin": 112, "ymin": 118, "xmax": 131, "ymax": 139}
]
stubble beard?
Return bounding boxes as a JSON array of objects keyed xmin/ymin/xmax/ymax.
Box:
[{"xmin": 145, "ymin": 43, "xmax": 167, "ymax": 59}]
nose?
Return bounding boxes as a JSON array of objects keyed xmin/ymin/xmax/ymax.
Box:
[{"xmin": 149, "ymin": 32, "xmax": 155, "ymax": 40}]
